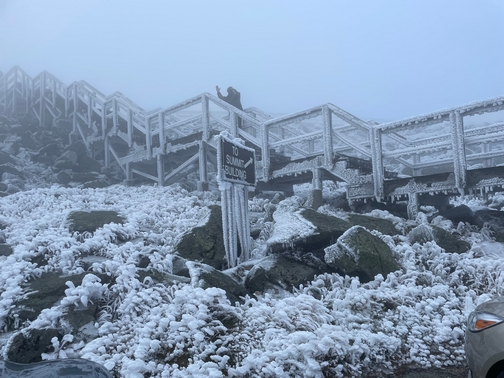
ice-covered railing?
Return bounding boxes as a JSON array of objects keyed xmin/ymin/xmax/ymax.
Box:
[
  {"xmin": 373, "ymin": 96, "xmax": 504, "ymax": 199},
  {"xmin": 5, "ymin": 66, "xmax": 504, "ymax": 204},
  {"xmin": 0, "ymin": 67, "xmax": 376, "ymax": 188}
]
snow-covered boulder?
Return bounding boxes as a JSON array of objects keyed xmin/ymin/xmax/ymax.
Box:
[
  {"xmin": 175, "ymin": 205, "xmax": 226, "ymax": 270},
  {"xmin": 474, "ymin": 209, "xmax": 504, "ymax": 242},
  {"xmin": 7, "ymin": 328, "xmax": 62, "ymax": 363},
  {"xmin": 439, "ymin": 204, "xmax": 475, "ymax": 226},
  {"xmin": 245, "ymin": 255, "xmax": 327, "ymax": 293},
  {"xmin": 324, "ymin": 226, "xmax": 400, "ymax": 283},
  {"xmin": 53, "ymin": 150, "xmax": 78, "ymax": 171},
  {"xmin": 0, "ymin": 243, "xmax": 12, "ymax": 256},
  {"xmin": 11, "ymin": 272, "xmax": 112, "ymax": 329},
  {"xmin": 187, "ymin": 261, "xmax": 249, "ymax": 305},
  {"xmin": 67, "ymin": 210, "xmax": 125, "ymax": 235},
  {"xmin": 408, "ymin": 224, "xmax": 470, "ymax": 253}
]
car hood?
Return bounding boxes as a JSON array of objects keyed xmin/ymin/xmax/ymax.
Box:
[{"xmin": 475, "ymin": 296, "xmax": 504, "ymax": 315}]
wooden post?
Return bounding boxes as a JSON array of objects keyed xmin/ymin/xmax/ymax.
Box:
[
  {"xmin": 370, "ymin": 127, "xmax": 384, "ymax": 200},
  {"xmin": 450, "ymin": 110, "xmax": 467, "ymax": 194},
  {"xmin": 312, "ymin": 168, "xmax": 323, "ymax": 210},
  {"xmin": 104, "ymin": 136, "xmax": 110, "ymax": 167},
  {"xmin": 158, "ymin": 111, "xmax": 165, "ymax": 153},
  {"xmin": 261, "ymin": 123, "xmax": 270, "ymax": 182},
  {"xmin": 157, "ymin": 154, "xmax": 164, "ymax": 186},
  {"xmin": 127, "ymin": 108, "xmax": 133, "ymax": 147},
  {"xmin": 323, "ymin": 105, "xmax": 333, "ymax": 166},
  {"xmin": 72, "ymin": 83, "xmax": 78, "ymax": 136},
  {"xmin": 201, "ymin": 94, "xmax": 210, "ymax": 141},
  {"xmin": 198, "ymin": 140, "xmax": 208, "ymax": 191}
]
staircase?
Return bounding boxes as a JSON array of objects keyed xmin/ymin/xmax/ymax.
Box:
[{"xmin": 2, "ymin": 66, "xmax": 504, "ymax": 218}]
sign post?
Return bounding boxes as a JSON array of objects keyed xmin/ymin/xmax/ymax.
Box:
[{"xmin": 218, "ymin": 136, "xmax": 256, "ymax": 268}]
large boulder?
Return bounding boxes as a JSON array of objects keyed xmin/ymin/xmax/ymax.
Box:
[
  {"xmin": 347, "ymin": 213, "xmax": 400, "ymax": 236},
  {"xmin": 474, "ymin": 209, "xmax": 504, "ymax": 242},
  {"xmin": 408, "ymin": 223, "xmax": 471, "ymax": 253},
  {"xmin": 0, "ymin": 243, "xmax": 13, "ymax": 256},
  {"xmin": 268, "ymin": 208, "xmax": 352, "ymax": 254},
  {"xmin": 12, "ymin": 272, "xmax": 111, "ymax": 326},
  {"xmin": 245, "ymin": 254, "xmax": 326, "ymax": 293},
  {"xmin": 63, "ymin": 303, "xmax": 100, "ymax": 343},
  {"xmin": 439, "ymin": 204, "xmax": 475, "ymax": 226},
  {"xmin": 0, "ymin": 162, "xmax": 22, "ymax": 178},
  {"xmin": 324, "ymin": 226, "xmax": 400, "ymax": 283},
  {"xmin": 187, "ymin": 261, "xmax": 249, "ymax": 305},
  {"xmin": 53, "ymin": 150, "xmax": 78, "ymax": 171},
  {"xmin": 268, "ymin": 208, "xmax": 401, "ymax": 256},
  {"xmin": 67, "ymin": 210, "xmax": 125, "ymax": 234},
  {"xmin": 137, "ymin": 253, "xmax": 191, "ymax": 286},
  {"xmin": 74, "ymin": 154, "xmax": 103, "ymax": 173},
  {"xmin": 175, "ymin": 205, "xmax": 226, "ymax": 269}
]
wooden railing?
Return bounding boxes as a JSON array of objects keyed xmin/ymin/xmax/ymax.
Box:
[{"xmin": 2, "ymin": 66, "xmax": 504, "ymax": 204}]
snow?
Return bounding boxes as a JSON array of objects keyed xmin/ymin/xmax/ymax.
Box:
[{"xmin": 0, "ymin": 181, "xmax": 504, "ymax": 376}]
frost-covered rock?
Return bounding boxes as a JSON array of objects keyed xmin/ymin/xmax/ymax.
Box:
[
  {"xmin": 347, "ymin": 213, "xmax": 401, "ymax": 236},
  {"xmin": 324, "ymin": 226, "xmax": 400, "ymax": 283},
  {"xmin": 175, "ymin": 205, "xmax": 226, "ymax": 269},
  {"xmin": 53, "ymin": 150, "xmax": 78, "ymax": 171},
  {"xmin": 11, "ymin": 272, "xmax": 111, "ymax": 330},
  {"xmin": 67, "ymin": 210, "xmax": 125, "ymax": 235},
  {"xmin": 0, "ymin": 243, "xmax": 12, "ymax": 256},
  {"xmin": 408, "ymin": 223, "xmax": 470, "ymax": 253},
  {"xmin": 245, "ymin": 255, "xmax": 326, "ymax": 292},
  {"xmin": 7, "ymin": 328, "xmax": 62, "ymax": 363},
  {"xmin": 474, "ymin": 209, "xmax": 504, "ymax": 242},
  {"xmin": 439, "ymin": 204, "xmax": 475, "ymax": 226},
  {"xmin": 408, "ymin": 223, "xmax": 435, "ymax": 245},
  {"xmin": 187, "ymin": 261, "xmax": 249, "ymax": 304}
]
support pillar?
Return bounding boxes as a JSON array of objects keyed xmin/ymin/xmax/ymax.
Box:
[
  {"xmin": 407, "ymin": 192, "xmax": 419, "ymax": 220},
  {"xmin": 322, "ymin": 106, "xmax": 333, "ymax": 166},
  {"xmin": 198, "ymin": 141, "xmax": 209, "ymax": 191},
  {"xmin": 370, "ymin": 127, "xmax": 384, "ymax": 201},
  {"xmin": 104, "ymin": 136, "xmax": 110, "ymax": 168},
  {"xmin": 261, "ymin": 123, "xmax": 270, "ymax": 182},
  {"xmin": 158, "ymin": 111, "xmax": 165, "ymax": 153},
  {"xmin": 201, "ymin": 95, "xmax": 210, "ymax": 141},
  {"xmin": 311, "ymin": 168, "xmax": 323, "ymax": 210},
  {"xmin": 157, "ymin": 154, "xmax": 164, "ymax": 186},
  {"xmin": 450, "ymin": 110, "xmax": 467, "ymax": 195}
]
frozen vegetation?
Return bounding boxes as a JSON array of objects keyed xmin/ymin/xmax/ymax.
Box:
[{"xmin": 0, "ymin": 179, "xmax": 503, "ymax": 377}]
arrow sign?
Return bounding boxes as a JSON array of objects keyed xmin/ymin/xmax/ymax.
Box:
[{"xmin": 219, "ymin": 137, "xmax": 256, "ymax": 186}]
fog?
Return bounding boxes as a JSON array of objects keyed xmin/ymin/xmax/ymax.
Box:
[{"xmin": 1, "ymin": 0, "xmax": 503, "ymax": 121}]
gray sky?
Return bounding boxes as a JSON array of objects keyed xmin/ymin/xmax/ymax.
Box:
[{"xmin": 1, "ymin": 0, "xmax": 503, "ymax": 121}]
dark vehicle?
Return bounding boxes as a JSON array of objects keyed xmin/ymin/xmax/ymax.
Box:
[
  {"xmin": 466, "ymin": 296, "xmax": 504, "ymax": 378},
  {"xmin": 0, "ymin": 358, "xmax": 112, "ymax": 378}
]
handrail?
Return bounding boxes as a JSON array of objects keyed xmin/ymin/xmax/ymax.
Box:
[
  {"xmin": 377, "ymin": 95, "xmax": 504, "ymax": 132},
  {"xmin": 3, "ymin": 66, "xmax": 504, "ymax": 204}
]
